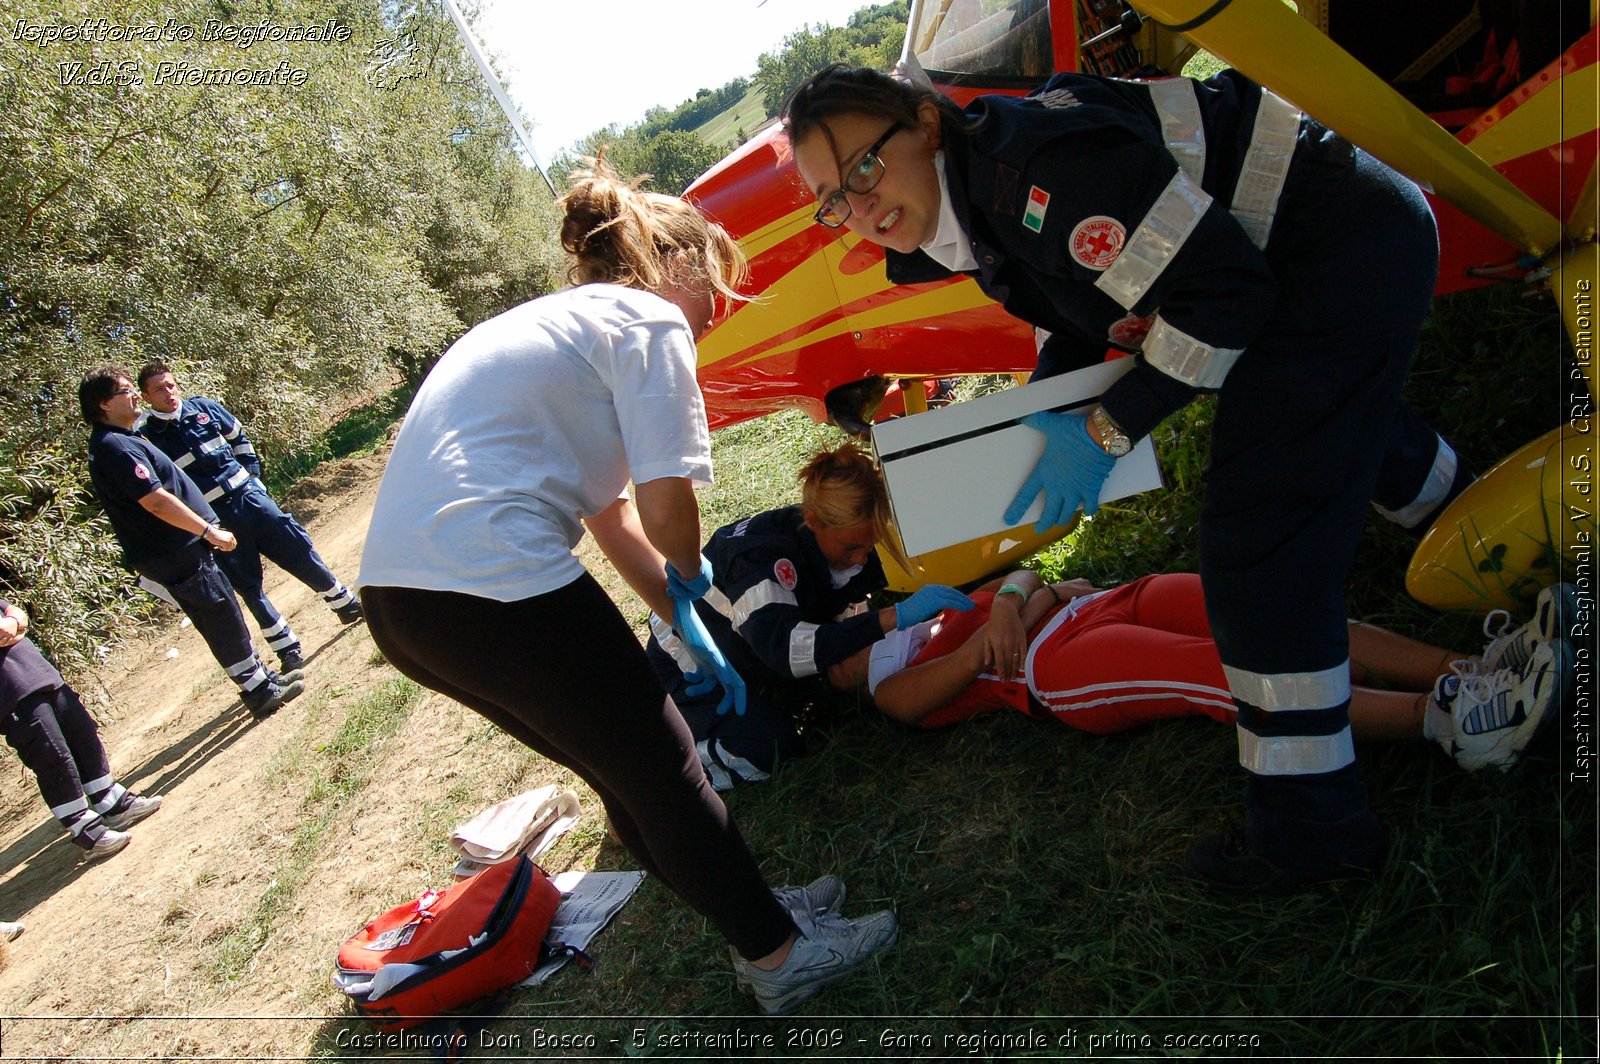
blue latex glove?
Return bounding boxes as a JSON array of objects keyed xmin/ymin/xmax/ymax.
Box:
[
  {"xmin": 682, "ymin": 670, "xmax": 721, "ymax": 700},
  {"xmin": 894, "ymin": 584, "xmax": 976, "ymax": 630},
  {"xmin": 666, "ymin": 555, "xmax": 713, "ymax": 602},
  {"xmin": 672, "ymin": 598, "xmax": 747, "ymax": 716},
  {"xmin": 1003, "ymin": 411, "xmax": 1117, "ymax": 533}
]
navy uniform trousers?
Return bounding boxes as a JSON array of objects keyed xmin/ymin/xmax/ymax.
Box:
[
  {"xmin": 212, "ymin": 484, "xmax": 346, "ymax": 628},
  {"xmin": 1204, "ymin": 149, "xmax": 1446, "ymax": 870}
]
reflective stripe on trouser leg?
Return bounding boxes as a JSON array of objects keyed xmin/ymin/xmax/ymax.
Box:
[
  {"xmin": 1372, "ymin": 420, "xmax": 1472, "ymax": 529},
  {"xmin": 227, "ymin": 654, "xmax": 270, "ymax": 692},
  {"xmin": 259, "ymin": 616, "xmax": 299, "ymax": 654},
  {"xmin": 87, "ymin": 779, "xmax": 127, "ymax": 813},
  {"xmin": 321, "ymin": 583, "xmax": 356, "ymax": 610}
]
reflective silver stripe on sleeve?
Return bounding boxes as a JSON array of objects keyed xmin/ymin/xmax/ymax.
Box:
[
  {"xmin": 649, "ymin": 613, "xmax": 699, "ymax": 674},
  {"xmin": 232, "ymin": 442, "xmax": 257, "ymax": 457},
  {"xmin": 1230, "ymin": 90, "xmax": 1302, "ymax": 249},
  {"xmin": 1223, "ymin": 662, "xmax": 1350, "ymax": 712},
  {"xmin": 1094, "ymin": 171, "xmax": 1211, "ymax": 310},
  {"xmin": 731, "ymin": 580, "xmax": 798, "ymax": 628},
  {"xmin": 1146, "ymin": 76, "xmax": 1207, "ymax": 184},
  {"xmin": 1141, "ymin": 316, "xmax": 1244, "ymax": 390},
  {"xmin": 222, "ymin": 421, "xmax": 244, "ymax": 441},
  {"xmin": 1236, "ymin": 725, "xmax": 1356, "ymax": 775},
  {"xmin": 703, "ymin": 585, "xmax": 735, "ymax": 622},
  {"xmin": 789, "ymin": 622, "xmax": 821, "ymax": 678},
  {"xmin": 1373, "ymin": 436, "xmax": 1459, "ymax": 529}
]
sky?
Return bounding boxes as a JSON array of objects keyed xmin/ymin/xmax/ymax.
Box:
[{"xmin": 474, "ymin": 0, "xmax": 888, "ymax": 163}]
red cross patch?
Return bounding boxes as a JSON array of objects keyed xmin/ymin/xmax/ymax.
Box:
[
  {"xmin": 132, "ymin": 461, "xmax": 150, "ymax": 481},
  {"xmin": 774, "ymin": 558, "xmax": 799, "ymax": 591},
  {"xmin": 1069, "ymin": 216, "xmax": 1125, "ymax": 271},
  {"xmin": 196, "ymin": 412, "xmax": 210, "ymax": 424},
  {"xmin": 1108, "ymin": 312, "xmax": 1155, "ymax": 349}
]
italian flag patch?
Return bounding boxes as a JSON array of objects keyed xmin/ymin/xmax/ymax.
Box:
[{"xmin": 1023, "ymin": 186, "xmax": 1050, "ymax": 233}]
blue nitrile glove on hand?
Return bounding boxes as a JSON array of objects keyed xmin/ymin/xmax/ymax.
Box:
[
  {"xmin": 672, "ymin": 598, "xmax": 747, "ymax": 716},
  {"xmin": 665, "ymin": 555, "xmax": 714, "ymax": 602},
  {"xmin": 1003, "ymin": 411, "xmax": 1117, "ymax": 533},
  {"xmin": 894, "ymin": 584, "xmax": 976, "ymax": 630}
]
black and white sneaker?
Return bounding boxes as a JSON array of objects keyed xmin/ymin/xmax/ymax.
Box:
[
  {"xmin": 334, "ymin": 600, "xmax": 364, "ymax": 625},
  {"xmin": 242, "ymin": 677, "xmax": 304, "ymax": 719}
]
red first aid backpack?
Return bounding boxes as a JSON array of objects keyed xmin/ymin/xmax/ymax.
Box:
[{"xmin": 334, "ymin": 855, "xmax": 564, "ymax": 1031}]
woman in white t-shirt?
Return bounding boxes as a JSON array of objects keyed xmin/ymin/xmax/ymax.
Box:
[{"xmin": 357, "ymin": 161, "xmax": 896, "ymax": 1015}]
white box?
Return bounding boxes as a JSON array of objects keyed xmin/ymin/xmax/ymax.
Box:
[{"xmin": 871, "ymin": 361, "xmax": 1164, "ymax": 557}]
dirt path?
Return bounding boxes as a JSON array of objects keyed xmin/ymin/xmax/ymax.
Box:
[{"xmin": 0, "ymin": 442, "xmax": 630, "ymax": 1060}]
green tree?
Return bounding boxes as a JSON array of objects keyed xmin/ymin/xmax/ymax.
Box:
[{"xmin": 1, "ymin": 0, "xmax": 564, "ymax": 674}]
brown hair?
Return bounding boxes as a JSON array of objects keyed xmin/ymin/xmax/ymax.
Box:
[
  {"xmin": 137, "ymin": 361, "xmax": 174, "ymax": 390},
  {"xmin": 780, "ymin": 63, "xmax": 974, "ymax": 159},
  {"xmin": 558, "ymin": 156, "xmax": 749, "ymax": 307}
]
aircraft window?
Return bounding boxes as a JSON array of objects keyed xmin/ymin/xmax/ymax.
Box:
[{"xmin": 910, "ymin": 0, "xmax": 1052, "ymax": 82}]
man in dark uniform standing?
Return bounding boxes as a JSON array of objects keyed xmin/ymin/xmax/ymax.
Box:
[
  {"xmin": 80, "ymin": 366, "xmax": 302, "ymax": 718},
  {"xmin": 136, "ymin": 363, "xmax": 362, "ymax": 673}
]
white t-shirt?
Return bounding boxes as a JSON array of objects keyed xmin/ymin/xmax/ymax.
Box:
[{"xmin": 358, "ymin": 284, "xmax": 712, "ymax": 601}]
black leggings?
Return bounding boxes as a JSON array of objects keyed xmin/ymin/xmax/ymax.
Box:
[{"xmin": 361, "ymin": 576, "xmax": 795, "ymax": 960}]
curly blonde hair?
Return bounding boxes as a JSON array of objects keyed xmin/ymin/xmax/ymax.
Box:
[{"xmin": 558, "ymin": 157, "xmax": 749, "ymax": 306}]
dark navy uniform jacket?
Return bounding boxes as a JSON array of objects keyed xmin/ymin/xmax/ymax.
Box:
[
  {"xmin": 886, "ymin": 69, "xmax": 1363, "ymax": 441},
  {"xmin": 0, "ymin": 598, "xmax": 63, "ymax": 708},
  {"xmin": 87, "ymin": 423, "xmax": 216, "ymax": 567},
  {"xmin": 139, "ymin": 397, "xmax": 260, "ymax": 503},
  {"xmin": 657, "ymin": 506, "xmax": 887, "ymax": 688}
]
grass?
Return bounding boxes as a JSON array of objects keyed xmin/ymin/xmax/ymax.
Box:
[
  {"xmin": 204, "ymin": 677, "xmax": 425, "ymax": 983},
  {"xmin": 691, "ymin": 83, "xmax": 775, "ymax": 152}
]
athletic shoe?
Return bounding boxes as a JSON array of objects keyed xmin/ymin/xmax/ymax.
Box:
[
  {"xmin": 278, "ymin": 647, "xmax": 307, "ymax": 673},
  {"xmin": 85, "ymin": 829, "xmax": 132, "ymax": 862},
  {"xmin": 242, "ymin": 677, "xmax": 304, "ymax": 719},
  {"xmin": 0, "ymin": 921, "xmax": 23, "ymax": 942},
  {"xmin": 1185, "ymin": 825, "xmax": 1383, "ymax": 895},
  {"xmin": 266, "ymin": 666, "xmax": 306, "ymax": 687},
  {"xmin": 101, "ymin": 794, "xmax": 163, "ymax": 831},
  {"xmin": 334, "ymin": 600, "xmax": 364, "ymax": 625},
  {"xmin": 736, "ymin": 877, "xmax": 850, "ymax": 993},
  {"xmin": 774, "ymin": 875, "xmax": 845, "ymax": 922},
  {"xmin": 730, "ymin": 907, "xmax": 897, "ymax": 1015},
  {"xmin": 1480, "ymin": 582, "xmax": 1581, "ymax": 674},
  {"xmin": 1445, "ymin": 639, "xmax": 1571, "ymax": 772}
]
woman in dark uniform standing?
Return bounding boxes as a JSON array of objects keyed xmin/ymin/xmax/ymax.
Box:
[{"xmin": 784, "ymin": 63, "xmax": 1480, "ymax": 894}]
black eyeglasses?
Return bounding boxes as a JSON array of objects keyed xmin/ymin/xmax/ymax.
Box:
[{"xmin": 814, "ymin": 123, "xmax": 904, "ymax": 229}]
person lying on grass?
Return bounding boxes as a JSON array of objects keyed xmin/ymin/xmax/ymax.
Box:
[{"xmin": 830, "ymin": 571, "xmax": 1576, "ymax": 773}]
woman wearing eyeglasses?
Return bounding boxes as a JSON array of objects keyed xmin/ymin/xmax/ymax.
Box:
[{"xmin": 783, "ymin": 63, "xmax": 1472, "ymax": 895}]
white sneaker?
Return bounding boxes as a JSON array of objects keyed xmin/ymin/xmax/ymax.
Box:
[
  {"xmin": 101, "ymin": 794, "xmax": 162, "ymax": 831},
  {"xmin": 1435, "ymin": 641, "xmax": 1571, "ymax": 772},
  {"xmin": 0, "ymin": 921, "xmax": 23, "ymax": 942},
  {"xmin": 1480, "ymin": 582, "xmax": 1580, "ymax": 674},
  {"xmin": 730, "ymin": 907, "xmax": 898, "ymax": 1015},
  {"xmin": 773, "ymin": 875, "xmax": 845, "ymax": 922},
  {"xmin": 85, "ymin": 829, "xmax": 131, "ymax": 861}
]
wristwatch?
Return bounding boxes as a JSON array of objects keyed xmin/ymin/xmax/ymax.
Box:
[{"xmin": 1090, "ymin": 406, "xmax": 1134, "ymax": 458}]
